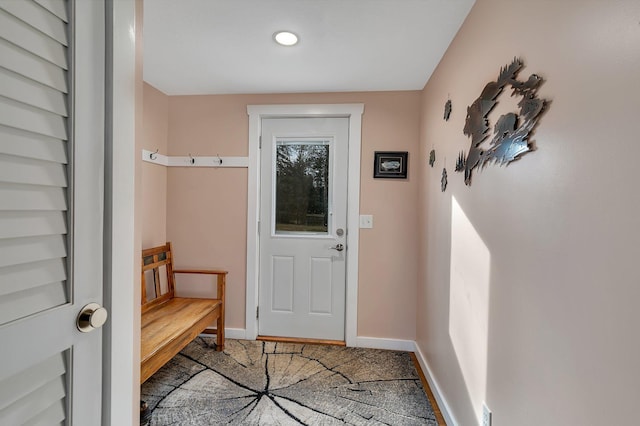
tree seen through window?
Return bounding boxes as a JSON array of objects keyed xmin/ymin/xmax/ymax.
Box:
[{"xmin": 275, "ymin": 142, "xmax": 329, "ymax": 233}]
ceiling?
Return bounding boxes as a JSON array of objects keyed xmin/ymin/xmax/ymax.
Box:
[{"xmin": 143, "ymin": 0, "xmax": 476, "ymax": 96}]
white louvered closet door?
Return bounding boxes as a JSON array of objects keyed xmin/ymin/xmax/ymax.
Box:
[{"xmin": 0, "ymin": 1, "xmax": 105, "ymax": 425}]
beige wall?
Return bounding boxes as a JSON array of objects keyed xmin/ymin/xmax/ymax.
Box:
[
  {"xmin": 141, "ymin": 83, "xmax": 169, "ymax": 247},
  {"xmin": 163, "ymin": 92, "xmax": 421, "ymax": 337},
  {"xmin": 417, "ymin": 0, "xmax": 640, "ymax": 425}
]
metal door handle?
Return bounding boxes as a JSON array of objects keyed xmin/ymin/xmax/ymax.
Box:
[
  {"xmin": 76, "ymin": 303, "xmax": 108, "ymax": 332},
  {"xmin": 329, "ymin": 244, "xmax": 344, "ymax": 252}
]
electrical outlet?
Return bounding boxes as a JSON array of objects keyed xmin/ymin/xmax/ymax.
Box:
[{"xmin": 482, "ymin": 403, "xmax": 492, "ymax": 426}]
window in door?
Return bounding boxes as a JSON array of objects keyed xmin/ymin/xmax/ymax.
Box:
[{"xmin": 274, "ymin": 139, "xmax": 332, "ymax": 235}]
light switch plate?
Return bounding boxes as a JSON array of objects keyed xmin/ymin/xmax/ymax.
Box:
[{"xmin": 359, "ymin": 215, "xmax": 373, "ymax": 229}]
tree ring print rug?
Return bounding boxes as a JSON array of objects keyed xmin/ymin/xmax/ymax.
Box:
[{"xmin": 141, "ymin": 337, "xmax": 437, "ymax": 425}]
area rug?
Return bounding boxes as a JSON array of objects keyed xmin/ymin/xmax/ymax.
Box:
[{"xmin": 141, "ymin": 337, "xmax": 438, "ymax": 425}]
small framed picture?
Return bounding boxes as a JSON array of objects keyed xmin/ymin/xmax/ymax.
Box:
[{"xmin": 373, "ymin": 151, "xmax": 408, "ymax": 179}]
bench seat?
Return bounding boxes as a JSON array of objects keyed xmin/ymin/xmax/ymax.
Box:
[{"xmin": 141, "ymin": 297, "xmax": 222, "ymax": 383}]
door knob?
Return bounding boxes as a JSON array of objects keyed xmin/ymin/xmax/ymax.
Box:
[
  {"xmin": 329, "ymin": 243, "xmax": 345, "ymax": 252},
  {"xmin": 76, "ymin": 303, "xmax": 108, "ymax": 332}
]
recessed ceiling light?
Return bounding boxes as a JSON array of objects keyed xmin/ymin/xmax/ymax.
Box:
[{"xmin": 273, "ymin": 31, "xmax": 299, "ymax": 46}]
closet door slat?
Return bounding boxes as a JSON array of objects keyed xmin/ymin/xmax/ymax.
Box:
[
  {"xmin": 0, "ymin": 352, "xmax": 67, "ymax": 425},
  {"xmin": 0, "ymin": 258, "xmax": 66, "ymax": 297},
  {"xmin": 0, "ymin": 211, "xmax": 67, "ymax": 240},
  {"xmin": 22, "ymin": 401, "xmax": 66, "ymax": 426},
  {"xmin": 0, "ymin": 352, "xmax": 65, "ymax": 409},
  {"xmin": 0, "ymin": 96, "xmax": 67, "ymax": 140},
  {"xmin": 0, "ymin": 183, "xmax": 66, "ymax": 211},
  {"xmin": 0, "ymin": 280, "xmax": 67, "ymax": 325},
  {"xmin": 33, "ymin": 0, "xmax": 67, "ymax": 23},
  {"xmin": 0, "ymin": 0, "xmax": 67, "ymax": 45},
  {"xmin": 0, "ymin": 154, "xmax": 66, "ymax": 187},
  {"xmin": 0, "ymin": 9, "xmax": 67, "ymax": 69},
  {"xmin": 0, "ymin": 235, "xmax": 66, "ymax": 269},
  {"xmin": 0, "ymin": 125, "xmax": 67, "ymax": 164},
  {"xmin": 0, "ymin": 39, "xmax": 67, "ymax": 93},
  {"xmin": 0, "ymin": 67, "xmax": 67, "ymax": 116},
  {"xmin": 0, "ymin": 372, "xmax": 65, "ymax": 424}
]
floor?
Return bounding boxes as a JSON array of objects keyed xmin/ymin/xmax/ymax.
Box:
[{"xmin": 141, "ymin": 337, "xmax": 445, "ymax": 425}]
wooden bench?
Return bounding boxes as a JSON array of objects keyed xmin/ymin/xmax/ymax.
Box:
[{"xmin": 140, "ymin": 242, "xmax": 226, "ymax": 384}]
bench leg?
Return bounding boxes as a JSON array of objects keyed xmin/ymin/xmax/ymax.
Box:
[
  {"xmin": 140, "ymin": 401, "xmax": 151, "ymax": 426},
  {"xmin": 216, "ymin": 311, "xmax": 225, "ymax": 351}
]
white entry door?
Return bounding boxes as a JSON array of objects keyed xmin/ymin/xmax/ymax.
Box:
[
  {"xmin": 259, "ymin": 117, "xmax": 349, "ymax": 341},
  {"xmin": 0, "ymin": 1, "xmax": 106, "ymax": 424}
]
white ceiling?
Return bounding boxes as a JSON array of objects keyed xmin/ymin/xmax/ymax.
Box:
[{"xmin": 143, "ymin": 0, "xmax": 476, "ymax": 95}]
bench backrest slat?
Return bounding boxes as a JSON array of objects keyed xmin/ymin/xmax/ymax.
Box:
[{"xmin": 141, "ymin": 242, "xmax": 176, "ymax": 313}]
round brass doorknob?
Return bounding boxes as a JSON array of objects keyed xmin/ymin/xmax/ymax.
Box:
[{"xmin": 77, "ymin": 303, "xmax": 108, "ymax": 332}]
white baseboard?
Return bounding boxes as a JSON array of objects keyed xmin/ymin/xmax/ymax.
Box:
[
  {"xmin": 355, "ymin": 336, "xmax": 415, "ymax": 352},
  {"xmin": 224, "ymin": 328, "xmax": 246, "ymax": 339},
  {"xmin": 202, "ymin": 331, "xmax": 412, "ymax": 350},
  {"xmin": 413, "ymin": 342, "xmax": 458, "ymax": 426},
  {"xmin": 201, "ymin": 327, "xmax": 246, "ymax": 340}
]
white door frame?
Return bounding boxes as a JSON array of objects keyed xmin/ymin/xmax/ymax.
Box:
[
  {"xmin": 246, "ymin": 104, "xmax": 364, "ymax": 346},
  {"xmin": 103, "ymin": 0, "xmax": 137, "ymax": 424}
]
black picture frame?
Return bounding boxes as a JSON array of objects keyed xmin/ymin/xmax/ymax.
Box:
[{"xmin": 373, "ymin": 151, "xmax": 408, "ymax": 179}]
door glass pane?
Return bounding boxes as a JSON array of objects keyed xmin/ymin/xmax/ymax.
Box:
[{"xmin": 275, "ymin": 140, "xmax": 330, "ymax": 234}]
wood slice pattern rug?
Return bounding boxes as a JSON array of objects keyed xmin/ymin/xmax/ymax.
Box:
[{"xmin": 141, "ymin": 337, "xmax": 438, "ymax": 425}]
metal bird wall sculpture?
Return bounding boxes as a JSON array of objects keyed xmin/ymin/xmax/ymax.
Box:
[{"xmin": 461, "ymin": 58, "xmax": 548, "ymax": 185}]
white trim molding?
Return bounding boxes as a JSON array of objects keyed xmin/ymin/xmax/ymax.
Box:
[
  {"xmin": 245, "ymin": 104, "xmax": 364, "ymax": 346},
  {"xmin": 224, "ymin": 328, "xmax": 247, "ymax": 340},
  {"xmin": 104, "ymin": 0, "xmax": 136, "ymax": 424},
  {"xmin": 202, "ymin": 328, "xmax": 247, "ymax": 340},
  {"xmin": 355, "ymin": 336, "xmax": 416, "ymax": 352},
  {"xmin": 141, "ymin": 149, "xmax": 248, "ymax": 168},
  {"xmin": 413, "ymin": 343, "xmax": 459, "ymax": 426}
]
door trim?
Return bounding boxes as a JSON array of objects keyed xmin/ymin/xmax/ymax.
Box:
[
  {"xmin": 246, "ymin": 104, "xmax": 364, "ymax": 346},
  {"xmin": 103, "ymin": 0, "xmax": 138, "ymax": 424}
]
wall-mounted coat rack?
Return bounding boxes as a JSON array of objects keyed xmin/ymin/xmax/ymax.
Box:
[{"xmin": 142, "ymin": 149, "xmax": 249, "ymax": 168}]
